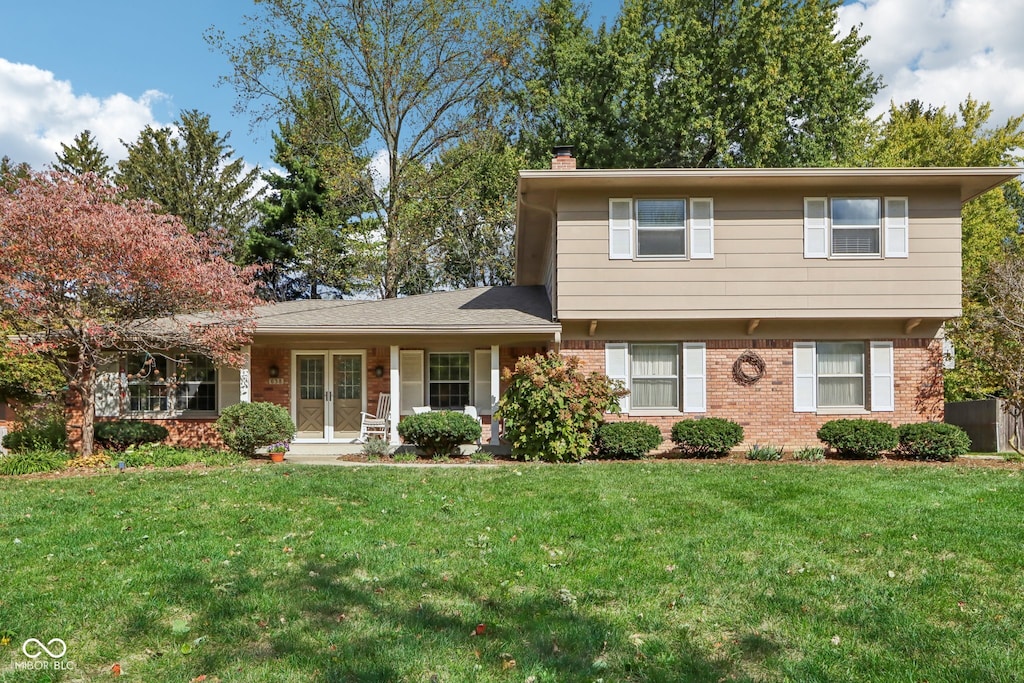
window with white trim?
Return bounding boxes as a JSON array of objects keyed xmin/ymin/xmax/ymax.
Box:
[
  {"xmin": 793, "ymin": 341, "xmax": 894, "ymax": 413},
  {"xmin": 804, "ymin": 196, "xmax": 908, "ymax": 259},
  {"xmin": 605, "ymin": 342, "xmax": 706, "ymax": 412},
  {"xmin": 428, "ymin": 352, "xmax": 471, "ymax": 410},
  {"xmin": 126, "ymin": 352, "xmax": 218, "ymax": 414},
  {"xmin": 609, "ymin": 198, "xmax": 714, "ymax": 260}
]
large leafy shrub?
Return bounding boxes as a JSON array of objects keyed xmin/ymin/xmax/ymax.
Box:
[
  {"xmin": 816, "ymin": 419, "xmax": 897, "ymax": 459},
  {"xmin": 397, "ymin": 411, "xmax": 481, "ymax": 458},
  {"xmin": 215, "ymin": 402, "xmax": 296, "ymax": 457},
  {"xmin": 0, "ymin": 449, "xmax": 68, "ymax": 475},
  {"xmin": 897, "ymin": 422, "xmax": 971, "ymax": 461},
  {"xmin": 670, "ymin": 418, "xmax": 744, "ymax": 458},
  {"xmin": 95, "ymin": 420, "xmax": 169, "ymax": 451},
  {"xmin": 595, "ymin": 421, "xmax": 663, "ymax": 459},
  {"xmin": 497, "ymin": 352, "xmax": 627, "ymax": 462},
  {"xmin": 1, "ymin": 415, "xmax": 66, "ymax": 452}
]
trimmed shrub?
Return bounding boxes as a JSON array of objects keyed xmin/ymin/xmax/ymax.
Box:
[
  {"xmin": 595, "ymin": 422, "xmax": 663, "ymax": 459},
  {"xmin": 792, "ymin": 446, "xmax": 826, "ymax": 462},
  {"xmin": 397, "ymin": 411, "xmax": 481, "ymax": 458},
  {"xmin": 95, "ymin": 420, "xmax": 169, "ymax": 451},
  {"xmin": 498, "ymin": 352, "xmax": 627, "ymax": 462},
  {"xmin": 1, "ymin": 417, "xmax": 66, "ymax": 452},
  {"xmin": 816, "ymin": 419, "xmax": 897, "ymax": 459},
  {"xmin": 0, "ymin": 449, "xmax": 68, "ymax": 475},
  {"xmin": 897, "ymin": 422, "xmax": 971, "ymax": 461},
  {"xmin": 746, "ymin": 444, "xmax": 783, "ymax": 461},
  {"xmin": 215, "ymin": 402, "xmax": 296, "ymax": 457},
  {"xmin": 670, "ymin": 418, "xmax": 744, "ymax": 458}
]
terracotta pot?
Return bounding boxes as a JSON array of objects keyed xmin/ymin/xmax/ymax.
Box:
[{"xmin": 270, "ymin": 452, "xmax": 285, "ymax": 463}]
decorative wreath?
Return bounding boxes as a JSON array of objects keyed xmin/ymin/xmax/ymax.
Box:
[{"xmin": 732, "ymin": 350, "xmax": 766, "ymax": 385}]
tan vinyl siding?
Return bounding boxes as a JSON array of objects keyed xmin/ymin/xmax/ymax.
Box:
[{"xmin": 555, "ymin": 188, "xmax": 962, "ymax": 320}]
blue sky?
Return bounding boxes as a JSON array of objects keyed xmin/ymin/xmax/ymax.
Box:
[{"xmin": 2, "ymin": 1, "xmax": 1022, "ymax": 173}]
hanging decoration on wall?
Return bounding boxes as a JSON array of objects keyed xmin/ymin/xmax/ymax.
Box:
[{"xmin": 733, "ymin": 350, "xmax": 766, "ymax": 385}]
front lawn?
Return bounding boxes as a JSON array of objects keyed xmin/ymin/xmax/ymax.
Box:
[{"xmin": 1, "ymin": 462, "xmax": 1021, "ymax": 681}]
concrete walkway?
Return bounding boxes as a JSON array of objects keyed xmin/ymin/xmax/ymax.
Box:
[{"xmin": 281, "ymin": 454, "xmax": 503, "ymax": 468}]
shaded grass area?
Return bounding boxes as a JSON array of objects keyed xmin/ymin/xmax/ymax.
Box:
[{"xmin": 1, "ymin": 462, "xmax": 1022, "ymax": 681}]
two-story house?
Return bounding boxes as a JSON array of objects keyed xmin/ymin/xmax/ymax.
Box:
[{"xmin": 67, "ymin": 150, "xmax": 1017, "ymax": 453}]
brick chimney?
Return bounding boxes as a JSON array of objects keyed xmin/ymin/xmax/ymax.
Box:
[{"xmin": 551, "ymin": 144, "xmax": 576, "ymax": 170}]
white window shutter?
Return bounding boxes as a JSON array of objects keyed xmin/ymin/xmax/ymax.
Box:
[
  {"xmin": 609, "ymin": 198, "xmax": 633, "ymax": 260},
  {"xmin": 605, "ymin": 343, "xmax": 629, "ymax": 412},
  {"xmin": 870, "ymin": 341, "xmax": 895, "ymax": 412},
  {"xmin": 793, "ymin": 342, "xmax": 817, "ymax": 412},
  {"xmin": 804, "ymin": 197, "xmax": 828, "ymax": 258},
  {"xmin": 690, "ymin": 198, "xmax": 714, "ymax": 259},
  {"xmin": 682, "ymin": 343, "xmax": 706, "ymax": 413},
  {"xmin": 884, "ymin": 197, "xmax": 909, "ymax": 258},
  {"xmin": 473, "ymin": 349, "xmax": 493, "ymax": 415},
  {"xmin": 399, "ymin": 350, "xmax": 424, "ymax": 415},
  {"xmin": 94, "ymin": 358, "xmax": 122, "ymax": 418},
  {"xmin": 217, "ymin": 365, "xmax": 241, "ymax": 414}
]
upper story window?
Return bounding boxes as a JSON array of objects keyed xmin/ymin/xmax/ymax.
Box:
[
  {"xmin": 609, "ymin": 197, "xmax": 714, "ymax": 260},
  {"xmin": 804, "ymin": 196, "xmax": 908, "ymax": 259}
]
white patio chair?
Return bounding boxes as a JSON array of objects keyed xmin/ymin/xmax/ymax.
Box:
[
  {"xmin": 359, "ymin": 393, "xmax": 391, "ymax": 442},
  {"xmin": 412, "ymin": 406, "xmax": 432, "ymax": 414},
  {"xmin": 464, "ymin": 405, "xmax": 483, "ymax": 444}
]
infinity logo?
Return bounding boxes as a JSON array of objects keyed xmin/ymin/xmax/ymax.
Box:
[{"xmin": 22, "ymin": 638, "xmax": 67, "ymax": 659}]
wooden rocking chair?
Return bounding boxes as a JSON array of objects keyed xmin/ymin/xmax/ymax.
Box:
[{"xmin": 359, "ymin": 393, "xmax": 391, "ymax": 442}]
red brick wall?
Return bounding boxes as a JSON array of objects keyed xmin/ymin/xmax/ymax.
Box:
[{"xmin": 561, "ymin": 338, "xmax": 943, "ymax": 448}]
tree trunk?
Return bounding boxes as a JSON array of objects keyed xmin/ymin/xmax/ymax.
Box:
[{"xmin": 79, "ymin": 375, "xmax": 96, "ymax": 457}]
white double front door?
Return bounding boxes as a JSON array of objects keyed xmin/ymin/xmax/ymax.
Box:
[{"xmin": 293, "ymin": 351, "xmax": 366, "ymax": 442}]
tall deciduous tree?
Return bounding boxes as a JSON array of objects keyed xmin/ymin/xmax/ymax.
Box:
[
  {"xmin": 862, "ymin": 98, "xmax": 1024, "ymax": 400},
  {"xmin": 518, "ymin": 0, "xmax": 879, "ymax": 169},
  {"xmin": 53, "ymin": 130, "xmax": 112, "ymax": 178},
  {"xmin": 954, "ymin": 248, "xmax": 1024, "ymax": 452},
  {"xmin": 116, "ymin": 110, "xmax": 262, "ymax": 259},
  {"xmin": 0, "ymin": 172, "xmax": 258, "ymax": 456},
  {"xmin": 208, "ymin": 0, "xmax": 523, "ymax": 298}
]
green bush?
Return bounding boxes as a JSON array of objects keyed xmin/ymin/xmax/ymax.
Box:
[
  {"xmin": 1, "ymin": 417, "xmax": 67, "ymax": 452},
  {"xmin": 497, "ymin": 352, "xmax": 626, "ymax": 462},
  {"xmin": 397, "ymin": 411, "xmax": 481, "ymax": 458},
  {"xmin": 897, "ymin": 422, "xmax": 971, "ymax": 461},
  {"xmin": 117, "ymin": 444, "xmax": 245, "ymax": 468},
  {"xmin": 595, "ymin": 421, "xmax": 663, "ymax": 459},
  {"xmin": 94, "ymin": 420, "xmax": 169, "ymax": 451},
  {"xmin": 0, "ymin": 449, "xmax": 69, "ymax": 475},
  {"xmin": 816, "ymin": 419, "xmax": 897, "ymax": 459},
  {"xmin": 746, "ymin": 444, "xmax": 783, "ymax": 461},
  {"xmin": 215, "ymin": 402, "xmax": 296, "ymax": 457},
  {"xmin": 670, "ymin": 418, "xmax": 744, "ymax": 458},
  {"xmin": 792, "ymin": 446, "xmax": 826, "ymax": 462}
]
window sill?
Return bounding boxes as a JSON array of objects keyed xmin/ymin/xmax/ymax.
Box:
[
  {"xmin": 616, "ymin": 409, "xmax": 695, "ymax": 417},
  {"xmin": 815, "ymin": 407, "xmax": 870, "ymax": 416},
  {"xmin": 122, "ymin": 411, "xmax": 218, "ymax": 420}
]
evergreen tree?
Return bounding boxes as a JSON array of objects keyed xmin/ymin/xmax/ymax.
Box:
[
  {"xmin": 53, "ymin": 130, "xmax": 112, "ymax": 177},
  {"xmin": 0, "ymin": 156, "xmax": 31, "ymax": 192},
  {"xmin": 116, "ymin": 110, "xmax": 261, "ymax": 259}
]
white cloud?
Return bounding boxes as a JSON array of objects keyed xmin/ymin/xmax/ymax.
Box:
[
  {"xmin": 0, "ymin": 58, "xmax": 167, "ymax": 169},
  {"xmin": 838, "ymin": 0, "xmax": 1024, "ymax": 123}
]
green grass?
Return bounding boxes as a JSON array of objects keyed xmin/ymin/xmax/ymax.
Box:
[{"xmin": 1, "ymin": 461, "xmax": 1022, "ymax": 681}]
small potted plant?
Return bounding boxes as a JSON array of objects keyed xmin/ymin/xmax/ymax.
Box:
[{"xmin": 267, "ymin": 441, "xmax": 289, "ymax": 463}]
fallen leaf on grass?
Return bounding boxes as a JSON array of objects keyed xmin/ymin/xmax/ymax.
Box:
[{"xmin": 111, "ymin": 663, "xmax": 122, "ymax": 676}]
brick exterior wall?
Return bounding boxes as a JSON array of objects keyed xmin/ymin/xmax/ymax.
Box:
[{"xmin": 561, "ymin": 338, "xmax": 943, "ymax": 448}]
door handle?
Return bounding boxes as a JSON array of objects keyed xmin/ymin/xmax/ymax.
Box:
[{"xmin": 326, "ymin": 391, "xmax": 332, "ymax": 402}]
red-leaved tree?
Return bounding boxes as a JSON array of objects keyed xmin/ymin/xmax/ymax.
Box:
[{"xmin": 0, "ymin": 172, "xmax": 259, "ymax": 455}]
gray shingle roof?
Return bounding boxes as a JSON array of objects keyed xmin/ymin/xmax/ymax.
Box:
[{"xmin": 253, "ymin": 286, "xmax": 558, "ymax": 334}]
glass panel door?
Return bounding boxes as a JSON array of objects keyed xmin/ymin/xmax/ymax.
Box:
[
  {"xmin": 295, "ymin": 354, "xmax": 326, "ymax": 439},
  {"xmin": 332, "ymin": 354, "xmax": 363, "ymax": 440}
]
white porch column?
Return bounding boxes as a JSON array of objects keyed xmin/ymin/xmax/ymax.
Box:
[
  {"xmin": 490, "ymin": 344, "xmax": 500, "ymax": 445},
  {"xmin": 389, "ymin": 345, "xmax": 400, "ymax": 445},
  {"xmin": 240, "ymin": 345, "xmax": 252, "ymax": 403}
]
